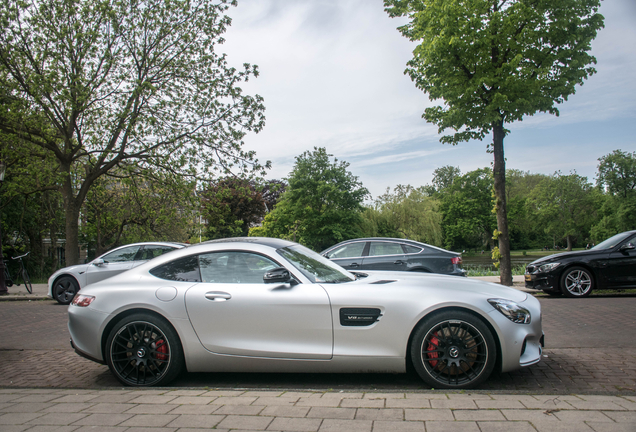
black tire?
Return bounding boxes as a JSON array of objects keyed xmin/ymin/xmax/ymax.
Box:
[
  {"xmin": 411, "ymin": 310, "xmax": 496, "ymax": 389},
  {"xmin": 22, "ymin": 269, "xmax": 32, "ymax": 294},
  {"xmin": 560, "ymin": 266, "xmax": 593, "ymax": 298},
  {"xmin": 105, "ymin": 313, "xmax": 184, "ymax": 387},
  {"xmin": 52, "ymin": 276, "xmax": 79, "ymax": 305},
  {"xmin": 543, "ymin": 290, "xmax": 562, "ymax": 297}
]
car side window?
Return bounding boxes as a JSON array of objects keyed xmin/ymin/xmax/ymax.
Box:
[
  {"xmin": 329, "ymin": 243, "xmax": 365, "ymax": 259},
  {"xmin": 102, "ymin": 246, "xmax": 141, "ymax": 263},
  {"xmin": 139, "ymin": 245, "xmax": 177, "ymax": 261},
  {"xmin": 199, "ymin": 251, "xmax": 279, "ymax": 284},
  {"xmin": 368, "ymin": 242, "xmax": 403, "ymax": 257},
  {"xmin": 403, "ymin": 245, "xmax": 422, "ymax": 254},
  {"xmin": 149, "ymin": 255, "xmax": 201, "ymax": 282}
]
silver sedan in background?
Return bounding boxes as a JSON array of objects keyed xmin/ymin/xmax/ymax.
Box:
[
  {"xmin": 48, "ymin": 242, "xmax": 186, "ymax": 304},
  {"xmin": 68, "ymin": 237, "xmax": 543, "ymax": 389}
]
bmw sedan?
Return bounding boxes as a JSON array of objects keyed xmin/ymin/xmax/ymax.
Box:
[
  {"xmin": 49, "ymin": 242, "xmax": 186, "ymax": 304},
  {"xmin": 525, "ymin": 230, "xmax": 636, "ymax": 297},
  {"xmin": 321, "ymin": 238, "xmax": 466, "ymax": 276},
  {"xmin": 68, "ymin": 237, "xmax": 543, "ymax": 389}
]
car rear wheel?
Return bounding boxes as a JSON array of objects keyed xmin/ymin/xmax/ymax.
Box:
[
  {"xmin": 105, "ymin": 313, "xmax": 184, "ymax": 387},
  {"xmin": 560, "ymin": 266, "xmax": 593, "ymax": 298},
  {"xmin": 411, "ymin": 311, "xmax": 496, "ymax": 389},
  {"xmin": 53, "ymin": 276, "xmax": 79, "ymax": 305}
]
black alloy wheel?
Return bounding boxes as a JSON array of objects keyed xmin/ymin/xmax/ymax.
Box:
[
  {"xmin": 105, "ymin": 313, "xmax": 184, "ymax": 387},
  {"xmin": 53, "ymin": 276, "xmax": 79, "ymax": 305},
  {"xmin": 411, "ymin": 311, "xmax": 496, "ymax": 389},
  {"xmin": 560, "ymin": 266, "xmax": 593, "ymax": 298}
]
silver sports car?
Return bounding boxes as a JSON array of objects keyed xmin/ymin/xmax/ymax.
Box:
[
  {"xmin": 68, "ymin": 237, "xmax": 543, "ymax": 389},
  {"xmin": 49, "ymin": 242, "xmax": 186, "ymax": 304}
]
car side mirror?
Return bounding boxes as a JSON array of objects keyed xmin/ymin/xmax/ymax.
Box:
[
  {"xmin": 263, "ymin": 267, "xmax": 295, "ymax": 284},
  {"xmin": 92, "ymin": 258, "xmax": 105, "ymax": 266},
  {"xmin": 620, "ymin": 242, "xmax": 635, "ymax": 252}
]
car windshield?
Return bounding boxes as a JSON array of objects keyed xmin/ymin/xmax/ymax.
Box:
[
  {"xmin": 591, "ymin": 231, "xmax": 634, "ymax": 250},
  {"xmin": 277, "ymin": 244, "xmax": 355, "ymax": 284}
]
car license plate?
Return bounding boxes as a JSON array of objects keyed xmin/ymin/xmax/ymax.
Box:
[{"xmin": 524, "ymin": 274, "xmax": 532, "ymax": 282}]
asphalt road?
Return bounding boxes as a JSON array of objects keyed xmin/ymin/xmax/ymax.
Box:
[{"xmin": 1, "ymin": 294, "xmax": 635, "ymax": 393}]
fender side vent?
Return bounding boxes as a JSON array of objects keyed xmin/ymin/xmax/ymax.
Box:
[
  {"xmin": 340, "ymin": 308, "xmax": 382, "ymax": 326},
  {"xmin": 370, "ymin": 280, "xmax": 396, "ymax": 284}
]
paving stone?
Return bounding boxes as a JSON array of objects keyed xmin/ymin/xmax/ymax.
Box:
[
  {"xmin": 166, "ymin": 396, "xmax": 217, "ymax": 405},
  {"xmin": 1, "ymin": 402, "xmax": 55, "ymax": 413},
  {"xmin": 259, "ymin": 406, "xmax": 311, "ymax": 418},
  {"xmin": 552, "ymin": 410, "xmax": 614, "ymax": 422},
  {"xmin": 385, "ymin": 399, "xmax": 431, "ymax": 409},
  {"xmin": 255, "ymin": 396, "xmax": 299, "ymax": 406},
  {"xmin": 307, "ymin": 407, "xmax": 356, "ymax": 420},
  {"xmin": 69, "ymin": 413, "xmax": 133, "ymax": 426},
  {"xmin": 213, "ymin": 404, "xmax": 265, "ymax": 415},
  {"xmin": 371, "ymin": 420, "xmax": 425, "ymax": 431},
  {"xmin": 341, "ymin": 398, "xmax": 385, "ymax": 408},
  {"xmin": 118, "ymin": 414, "xmax": 180, "ymax": 427},
  {"xmin": 165, "ymin": 414, "xmax": 225, "ymax": 428},
  {"xmin": 453, "ymin": 409, "xmax": 506, "ymax": 421},
  {"xmin": 165, "ymin": 404, "xmax": 220, "ymax": 415},
  {"xmin": 210, "ymin": 396, "xmax": 258, "ymax": 405},
  {"xmin": 531, "ymin": 421, "xmax": 595, "ymax": 432},
  {"xmin": 216, "ymin": 414, "xmax": 274, "ymax": 430},
  {"xmin": 476, "ymin": 421, "xmax": 535, "ymax": 432},
  {"xmin": 125, "ymin": 428, "xmax": 178, "ymax": 432},
  {"xmin": 587, "ymin": 422, "xmax": 636, "ymax": 432},
  {"xmin": 501, "ymin": 409, "xmax": 561, "ymax": 422},
  {"xmin": 128, "ymin": 395, "xmax": 179, "ymax": 404},
  {"xmin": 124, "ymin": 404, "xmax": 177, "ymax": 414},
  {"xmin": 267, "ymin": 417, "xmax": 322, "ymax": 431},
  {"xmin": 475, "ymin": 399, "xmax": 526, "ymax": 409},
  {"xmin": 18, "ymin": 427, "xmax": 81, "ymax": 432},
  {"xmin": 318, "ymin": 418, "xmax": 372, "ymax": 432},
  {"xmin": 404, "ymin": 409, "xmax": 454, "ymax": 421},
  {"xmin": 355, "ymin": 408, "xmax": 403, "ymax": 421},
  {"xmin": 80, "ymin": 403, "xmax": 135, "ymax": 414},
  {"xmin": 0, "ymin": 412, "xmax": 47, "ymax": 424},
  {"xmin": 430, "ymin": 399, "xmax": 478, "ymax": 409},
  {"xmin": 601, "ymin": 410, "xmax": 636, "ymax": 422},
  {"xmin": 26, "ymin": 412, "xmax": 88, "ymax": 426},
  {"xmin": 363, "ymin": 393, "xmax": 406, "ymax": 400},
  {"xmin": 423, "ymin": 420, "xmax": 480, "ymax": 432}
]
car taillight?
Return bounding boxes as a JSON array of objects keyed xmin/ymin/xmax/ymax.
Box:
[
  {"xmin": 451, "ymin": 257, "xmax": 462, "ymax": 265},
  {"xmin": 71, "ymin": 295, "xmax": 95, "ymax": 307}
]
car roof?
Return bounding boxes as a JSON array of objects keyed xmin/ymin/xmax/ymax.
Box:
[{"xmin": 202, "ymin": 237, "xmax": 297, "ymax": 249}]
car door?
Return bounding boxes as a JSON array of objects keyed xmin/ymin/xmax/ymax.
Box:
[
  {"xmin": 324, "ymin": 241, "xmax": 366, "ymax": 270},
  {"xmin": 185, "ymin": 251, "xmax": 333, "ymax": 359},
  {"xmin": 360, "ymin": 241, "xmax": 407, "ymax": 271},
  {"xmin": 605, "ymin": 235, "xmax": 636, "ymax": 288},
  {"xmin": 84, "ymin": 245, "xmax": 141, "ymax": 286}
]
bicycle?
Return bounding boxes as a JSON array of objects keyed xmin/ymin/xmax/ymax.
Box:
[{"xmin": 10, "ymin": 251, "xmax": 32, "ymax": 294}]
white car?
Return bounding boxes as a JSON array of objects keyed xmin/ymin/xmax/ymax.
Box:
[
  {"xmin": 68, "ymin": 237, "xmax": 544, "ymax": 389},
  {"xmin": 48, "ymin": 242, "xmax": 185, "ymax": 304}
]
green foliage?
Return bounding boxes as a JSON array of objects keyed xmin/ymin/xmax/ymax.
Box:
[
  {"xmin": 361, "ymin": 185, "xmax": 443, "ymax": 245},
  {"xmin": 0, "ymin": 0, "xmax": 267, "ymax": 264},
  {"xmin": 438, "ymin": 168, "xmax": 496, "ymax": 250},
  {"xmin": 202, "ymin": 178, "xmax": 276, "ymax": 239},
  {"xmin": 385, "ymin": 0, "xmax": 604, "ymax": 143},
  {"xmin": 254, "ymin": 148, "xmax": 369, "ymax": 251},
  {"xmin": 526, "ymin": 172, "xmax": 596, "ymax": 250}
]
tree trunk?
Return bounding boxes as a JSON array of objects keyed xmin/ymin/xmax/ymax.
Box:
[
  {"xmin": 566, "ymin": 235, "xmax": 572, "ymax": 251},
  {"xmin": 61, "ymin": 165, "xmax": 81, "ymax": 266},
  {"xmin": 492, "ymin": 123, "xmax": 513, "ymax": 286}
]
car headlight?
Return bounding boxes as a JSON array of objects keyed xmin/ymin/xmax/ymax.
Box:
[
  {"xmin": 488, "ymin": 299, "xmax": 531, "ymax": 324},
  {"xmin": 531, "ymin": 262, "xmax": 560, "ymax": 274}
]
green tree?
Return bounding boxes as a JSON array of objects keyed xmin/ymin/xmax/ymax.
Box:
[
  {"xmin": 505, "ymin": 169, "xmax": 550, "ymax": 249},
  {"xmin": 591, "ymin": 150, "xmax": 636, "ymax": 239},
  {"xmin": 253, "ymin": 148, "xmax": 369, "ymax": 251},
  {"xmin": 526, "ymin": 172, "xmax": 595, "ymax": 250},
  {"xmin": 0, "ymin": 0, "xmax": 266, "ymax": 265},
  {"xmin": 202, "ymin": 177, "xmax": 267, "ymax": 239},
  {"xmin": 362, "ymin": 185, "xmax": 442, "ymax": 245},
  {"xmin": 439, "ymin": 168, "xmax": 496, "ymax": 251},
  {"xmin": 385, "ymin": 0, "xmax": 604, "ymax": 284}
]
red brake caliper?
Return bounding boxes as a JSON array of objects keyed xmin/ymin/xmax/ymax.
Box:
[
  {"xmin": 154, "ymin": 340, "xmax": 168, "ymax": 361},
  {"xmin": 427, "ymin": 333, "xmax": 440, "ymax": 367}
]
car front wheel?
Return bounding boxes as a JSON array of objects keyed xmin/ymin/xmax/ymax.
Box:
[
  {"xmin": 560, "ymin": 266, "xmax": 593, "ymax": 298},
  {"xmin": 411, "ymin": 311, "xmax": 496, "ymax": 389},
  {"xmin": 53, "ymin": 276, "xmax": 79, "ymax": 305},
  {"xmin": 105, "ymin": 313, "xmax": 184, "ymax": 387}
]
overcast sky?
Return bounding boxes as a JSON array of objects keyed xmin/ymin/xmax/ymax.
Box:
[{"xmin": 222, "ymin": 0, "xmax": 636, "ymax": 199}]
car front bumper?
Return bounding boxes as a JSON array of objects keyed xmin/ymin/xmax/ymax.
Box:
[{"xmin": 524, "ymin": 272, "xmax": 559, "ymax": 292}]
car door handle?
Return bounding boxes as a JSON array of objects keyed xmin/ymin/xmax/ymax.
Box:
[
  {"xmin": 394, "ymin": 260, "xmax": 404, "ymax": 265},
  {"xmin": 349, "ymin": 263, "xmax": 360, "ymax": 268},
  {"xmin": 205, "ymin": 291, "xmax": 232, "ymax": 301}
]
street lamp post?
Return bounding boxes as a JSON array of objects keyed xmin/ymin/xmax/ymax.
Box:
[{"xmin": 0, "ymin": 160, "xmax": 7, "ymax": 295}]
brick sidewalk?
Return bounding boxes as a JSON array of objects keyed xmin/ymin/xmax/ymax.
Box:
[{"xmin": 1, "ymin": 388, "xmax": 635, "ymax": 432}]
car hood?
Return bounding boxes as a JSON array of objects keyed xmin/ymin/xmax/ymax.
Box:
[
  {"xmin": 528, "ymin": 249, "xmax": 603, "ymax": 265},
  {"xmin": 355, "ymin": 270, "xmax": 528, "ymax": 303}
]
